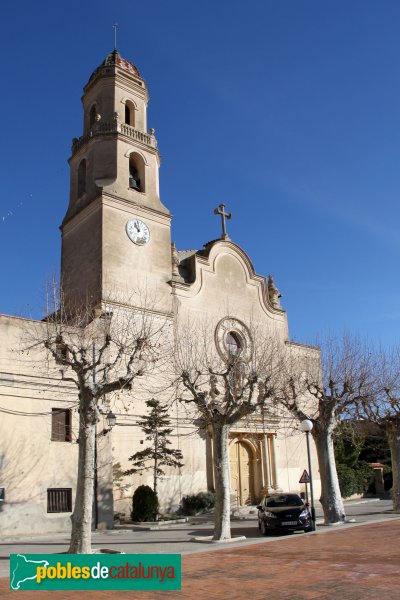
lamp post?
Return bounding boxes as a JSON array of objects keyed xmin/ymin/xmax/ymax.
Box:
[{"xmin": 300, "ymin": 419, "xmax": 316, "ymax": 531}]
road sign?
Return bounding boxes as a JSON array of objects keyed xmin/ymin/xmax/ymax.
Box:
[{"xmin": 299, "ymin": 469, "xmax": 310, "ymax": 484}]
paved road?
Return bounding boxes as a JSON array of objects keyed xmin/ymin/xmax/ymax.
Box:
[
  {"xmin": 0, "ymin": 498, "xmax": 395, "ymax": 576},
  {"xmin": 339, "ymin": 498, "xmax": 394, "ymax": 520},
  {"xmin": 1, "ymin": 517, "xmax": 399, "ymax": 599}
]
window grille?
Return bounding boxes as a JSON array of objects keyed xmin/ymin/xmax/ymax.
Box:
[{"xmin": 47, "ymin": 488, "xmax": 72, "ymax": 513}]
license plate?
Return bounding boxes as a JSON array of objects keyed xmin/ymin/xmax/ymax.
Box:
[{"xmin": 281, "ymin": 521, "xmax": 297, "ymax": 526}]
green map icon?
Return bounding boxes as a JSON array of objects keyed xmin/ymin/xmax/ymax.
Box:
[{"xmin": 11, "ymin": 554, "xmax": 49, "ymax": 590}]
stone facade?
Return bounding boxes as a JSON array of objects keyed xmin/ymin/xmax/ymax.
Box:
[{"xmin": 0, "ymin": 50, "xmax": 321, "ymax": 536}]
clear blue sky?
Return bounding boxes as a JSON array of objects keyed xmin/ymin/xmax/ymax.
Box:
[{"xmin": 1, "ymin": 0, "xmax": 400, "ymax": 346}]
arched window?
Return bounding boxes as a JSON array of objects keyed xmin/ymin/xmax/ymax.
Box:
[
  {"xmin": 89, "ymin": 105, "xmax": 97, "ymax": 129},
  {"xmin": 77, "ymin": 159, "xmax": 86, "ymax": 198},
  {"xmin": 129, "ymin": 153, "xmax": 144, "ymax": 192},
  {"xmin": 125, "ymin": 100, "xmax": 135, "ymax": 127},
  {"xmin": 125, "ymin": 104, "xmax": 131, "ymax": 125}
]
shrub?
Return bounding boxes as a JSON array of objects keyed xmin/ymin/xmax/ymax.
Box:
[
  {"xmin": 383, "ymin": 466, "xmax": 393, "ymax": 492},
  {"xmin": 181, "ymin": 492, "xmax": 215, "ymax": 515},
  {"xmin": 337, "ymin": 463, "xmax": 374, "ymax": 498},
  {"xmin": 131, "ymin": 485, "xmax": 159, "ymax": 522},
  {"xmin": 337, "ymin": 464, "xmax": 355, "ymax": 498},
  {"xmin": 354, "ymin": 463, "xmax": 375, "ymax": 494}
]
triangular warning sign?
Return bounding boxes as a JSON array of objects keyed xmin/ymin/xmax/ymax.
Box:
[{"xmin": 299, "ymin": 469, "xmax": 310, "ymax": 484}]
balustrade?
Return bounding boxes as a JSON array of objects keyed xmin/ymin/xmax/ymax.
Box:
[{"xmin": 72, "ymin": 121, "xmax": 157, "ymax": 153}]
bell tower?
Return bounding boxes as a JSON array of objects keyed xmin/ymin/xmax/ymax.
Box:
[{"xmin": 61, "ymin": 50, "xmax": 172, "ymax": 312}]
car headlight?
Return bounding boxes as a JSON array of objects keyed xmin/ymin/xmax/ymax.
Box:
[
  {"xmin": 264, "ymin": 511, "xmax": 277, "ymax": 518},
  {"xmin": 299, "ymin": 509, "xmax": 309, "ymax": 518}
]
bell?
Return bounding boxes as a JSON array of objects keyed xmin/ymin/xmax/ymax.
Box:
[{"xmin": 129, "ymin": 176, "xmax": 140, "ymax": 190}]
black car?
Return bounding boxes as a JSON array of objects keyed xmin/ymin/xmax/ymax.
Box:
[{"xmin": 257, "ymin": 493, "xmax": 312, "ymax": 535}]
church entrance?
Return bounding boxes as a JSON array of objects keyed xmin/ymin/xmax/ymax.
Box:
[{"xmin": 229, "ymin": 440, "xmax": 255, "ymax": 506}]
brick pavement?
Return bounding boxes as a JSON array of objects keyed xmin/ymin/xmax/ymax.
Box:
[{"xmin": 1, "ymin": 520, "xmax": 399, "ymax": 599}]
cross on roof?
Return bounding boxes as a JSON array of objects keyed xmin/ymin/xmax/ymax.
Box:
[
  {"xmin": 213, "ymin": 204, "xmax": 232, "ymax": 240},
  {"xmin": 112, "ymin": 23, "xmax": 118, "ymax": 50}
]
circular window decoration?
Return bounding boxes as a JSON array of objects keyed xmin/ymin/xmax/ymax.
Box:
[{"xmin": 215, "ymin": 317, "xmax": 253, "ymax": 362}]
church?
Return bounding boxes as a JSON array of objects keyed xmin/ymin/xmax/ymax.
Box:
[{"xmin": 0, "ymin": 49, "xmax": 320, "ymax": 535}]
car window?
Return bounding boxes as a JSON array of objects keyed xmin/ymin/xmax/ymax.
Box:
[{"xmin": 265, "ymin": 494, "xmax": 303, "ymax": 507}]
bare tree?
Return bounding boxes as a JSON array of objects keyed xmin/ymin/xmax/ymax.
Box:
[
  {"xmin": 277, "ymin": 334, "xmax": 374, "ymax": 525},
  {"xmin": 25, "ymin": 284, "xmax": 168, "ymax": 553},
  {"xmin": 354, "ymin": 346, "xmax": 400, "ymax": 512},
  {"xmin": 172, "ymin": 317, "xmax": 280, "ymax": 541}
]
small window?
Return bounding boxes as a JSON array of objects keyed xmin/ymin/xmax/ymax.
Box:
[
  {"xmin": 89, "ymin": 105, "xmax": 97, "ymax": 129},
  {"xmin": 125, "ymin": 104, "xmax": 131, "ymax": 125},
  {"xmin": 129, "ymin": 163, "xmax": 140, "ymax": 190},
  {"xmin": 226, "ymin": 331, "xmax": 241, "ymax": 356},
  {"xmin": 51, "ymin": 408, "xmax": 72, "ymax": 442},
  {"xmin": 77, "ymin": 159, "xmax": 86, "ymax": 197},
  {"xmin": 47, "ymin": 488, "xmax": 72, "ymax": 513},
  {"xmin": 129, "ymin": 153, "xmax": 144, "ymax": 192},
  {"xmin": 125, "ymin": 100, "xmax": 135, "ymax": 126},
  {"xmin": 55, "ymin": 343, "xmax": 69, "ymax": 364}
]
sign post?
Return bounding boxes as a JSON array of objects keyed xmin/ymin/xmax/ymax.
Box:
[{"xmin": 299, "ymin": 470, "xmax": 310, "ymax": 504}]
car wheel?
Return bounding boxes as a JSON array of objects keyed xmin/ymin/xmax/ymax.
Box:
[
  {"xmin": 304, "ymin": 526, "xmax": 312, "ymax": 533},
  {"xmin": 260, "ymin": 519, "xmax": 268, "ymax": 536}
]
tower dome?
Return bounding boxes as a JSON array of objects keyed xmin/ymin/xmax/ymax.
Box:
[{"xmin": 88, "ymin": 49, "xmax": 140, "ymax": 83}]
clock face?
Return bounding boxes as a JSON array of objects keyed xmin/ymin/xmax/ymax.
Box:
[{"xmin": 126, "ymin": 219, "xmax": 150, "ymax": 245}]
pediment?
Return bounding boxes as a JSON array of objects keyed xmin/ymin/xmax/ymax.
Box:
[{"xmin": 171, "ymin": 239, "xmax": 285, "ymax": 316}]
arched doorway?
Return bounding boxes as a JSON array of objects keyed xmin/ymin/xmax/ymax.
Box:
[{"xmin": 229, "ymin": 440, "xmax": 255, "ymax": 506}]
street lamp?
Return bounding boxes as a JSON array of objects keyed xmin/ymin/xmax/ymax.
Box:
[
  {"xmin": 300, "ymin": 419, "xmax": 316, "ymax": 531},
  {"xmin": 105, "ymin": 411, "xmax": 117, "ymax": 430}
]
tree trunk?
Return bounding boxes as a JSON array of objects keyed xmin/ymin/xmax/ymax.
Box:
[
  {"xmin": 68, "ymin": 404, "xmax": 96, "ymax": 553},
  {"xmin": 154, "ymin": 430, "xmax": 158, "ymax": 496},
  {"xmin": 386, "ymin": 421, "xmax": 400, "ymax": 512},
  {"xmin": 313, "ymin": 423, "xmax": 346, "ymax": 524},
  {"xmin": 212, "ymin": 423, "xmax": 231, "ymax": 541}
]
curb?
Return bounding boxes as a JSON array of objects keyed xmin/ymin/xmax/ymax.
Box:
[{"xmin": 190, "ymin": 535, "xmax": 247, "ymax": 544}]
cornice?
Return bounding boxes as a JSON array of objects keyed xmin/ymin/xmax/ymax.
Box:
[
  {"xmin": 101, "ymin": 192, "xmax": 171, "ymax": 221},
  {"xmin": 285, "ymin": 340, "xmax": 320, "ymax": 353},
  {"xmin": 84, "ymin": 66, "xmax": 148, "ymax": 101},
  {"xmin": 61, "ymin": 196, "xmax": 102, "ymax": 234},
  {"xmin": 100, "ymin": 299, "xmax": 174, "ymax": 320},
  {"xmin": 62, "ymin": 191, "xmax": 171, "ymax": 232}
]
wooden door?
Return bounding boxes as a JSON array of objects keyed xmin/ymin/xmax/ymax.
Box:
[
  {"xmin": 238, "ymin": 442, "xmax": 252, "ymax": 505},
  {"xmin": 230, "ymin": 441, "xmax": 254, "ymax": 505},
  {"xmin": 229, "ymin": 442, "xmax": 240, "ymax": 506}
]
